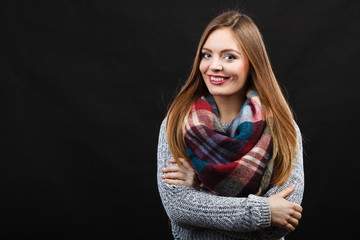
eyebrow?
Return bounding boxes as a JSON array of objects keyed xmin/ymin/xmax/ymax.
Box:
[{"xmin": 201, "ymin": 47, "xmax": 242, "ymax": 55}]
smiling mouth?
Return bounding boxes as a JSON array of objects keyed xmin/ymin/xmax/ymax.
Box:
[{"xmin": 209, "ymin": 75, "xmax": 230, "ymax": 85}]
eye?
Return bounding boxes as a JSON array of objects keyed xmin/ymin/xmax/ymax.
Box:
[
  {"xmin": 201, "ymin": 52, "xmax": 211, "ymax": 59},
  {"xmin": 224, "ymin": 54, "xmax": 237, "ymax": 60}
]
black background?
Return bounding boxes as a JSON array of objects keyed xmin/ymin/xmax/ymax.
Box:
[{"xmin": 1, "ymin": 0, "xmax": 360, "ymax": 239}]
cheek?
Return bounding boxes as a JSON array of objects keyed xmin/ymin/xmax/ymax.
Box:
[
  {"xmin": 233, "ymin": 62, "xmax": 249, "ymax": 77},
  {"xmin": 199, "ymin": 60, "xmax": 207, "ymax": 74}
]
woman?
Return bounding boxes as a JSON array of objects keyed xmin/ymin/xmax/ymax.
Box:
[{"xmin": 157, "ymin": 10, "xmax": 304, "ymax": 239}]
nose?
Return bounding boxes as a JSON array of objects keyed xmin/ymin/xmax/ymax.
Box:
[{"xmin": 209, "ymin": 57, "xmax": 223, "ymax": 71}]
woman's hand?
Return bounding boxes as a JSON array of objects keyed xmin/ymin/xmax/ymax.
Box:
[
  {"xmin": 162, "ymin": 158, "xmax": 200, "ymax": 190},
  {"xmin": 268, "ymin": 184, "xmax": 303, "ymax": 232}
]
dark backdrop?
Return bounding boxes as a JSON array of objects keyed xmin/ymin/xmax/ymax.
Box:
[{"xmin": 1, "ymin": 0, "xmax": 360, "ymax": 239}]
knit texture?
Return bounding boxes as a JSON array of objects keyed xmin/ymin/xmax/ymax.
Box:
[
  {"xmin": 157, "ymin": 119, "xmax": 304, "ymax": 239},
  {"xmin": 184, "ymin": 91, "xmax": 273, "ymax": 197}
]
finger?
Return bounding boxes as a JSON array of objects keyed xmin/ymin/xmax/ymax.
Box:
[
  {"xmin": 162, "ymin": 165, "xmax": 181, "ymax": 173},
  {"xmin": 162, "ymin": 172, "xmax": 185, "ymax": 180},
  {"xmin": 277, "ymin": 184, "xmax": 295, "ymax": 198},
  {"xmin": 287, "ymin": 217, "xmax": 299, "ymax": 228},
  {"xmin": 169, "ymin": 158, "xmax": 177, "ymax": 163},
  {"xmin": 164, "ymin": 179, "xmax": 185, "ymax": 186},
  {"xmin": 285, "ymin": 223, "xmax": 296, "ymax": 232},
  {"xmin": 294, "ymin": 203, "xmax": 303, "ymax": 213},
  {"xmin": 292, "ymin": 211, "xmax": 302, "ymax": 220}
]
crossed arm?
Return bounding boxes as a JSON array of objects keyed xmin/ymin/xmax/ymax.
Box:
[
  {"xmin": 157, "ymin": 119, "xmax": 304, "ymax": 238},
  {"xmin": 162, "ymin": 158, "xmax": 302, "ymax": 232}
]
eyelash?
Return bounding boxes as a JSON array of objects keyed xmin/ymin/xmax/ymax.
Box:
[
  {"xmin": 201, "ymin": 52, "xmax": 237, "ymax": 60},
  {"xmin": 202, "ymin": 53, "xmax": 211, "ymax": 58},
  {"xmin": 224, "ymin": 54, "xmax": 236, "ymax": 60}
]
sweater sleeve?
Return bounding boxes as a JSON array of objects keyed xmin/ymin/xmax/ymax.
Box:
[{"xmin": 157, "ymin": 118, "xmax": 304, "ymax": 237}]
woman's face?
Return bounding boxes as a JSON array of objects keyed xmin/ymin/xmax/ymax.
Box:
[{"xmin": 199, "ymin": 28, "xmax": 250, "ymax": 99}]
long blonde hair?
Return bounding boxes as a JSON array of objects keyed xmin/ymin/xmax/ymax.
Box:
[{"xmin": 166, "ymin": 11, "xmax": 297, "ymax": 186}]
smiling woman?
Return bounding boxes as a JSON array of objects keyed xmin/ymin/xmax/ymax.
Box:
[{"xmin": 157, "ymin": 10, "xmax": 304, "ymax": 239}]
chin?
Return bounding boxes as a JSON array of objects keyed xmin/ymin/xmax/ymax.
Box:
[{"xmin": 208, "ymin": 88, "xmax": 230, "ymax": 96}]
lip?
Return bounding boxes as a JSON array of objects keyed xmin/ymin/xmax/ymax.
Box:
[{"xmin": 208, "ymin": 75, "xmax": 230, "ymax": 85}]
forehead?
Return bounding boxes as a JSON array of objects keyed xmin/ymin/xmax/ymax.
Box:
[{"xmin": 202, "ymin": 28, "xmax": 242, "ymax": 52}]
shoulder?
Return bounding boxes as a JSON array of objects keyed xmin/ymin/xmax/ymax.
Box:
[
  {"xmin": 157, "ymin": 118, "xmax": 170, "ymax": 156},
  {"xmin": 160, "ymin": 118, "xmax": 166, "ymax": 131},
  {"xmin": 293, "ymin": 121, "xmax": 303, "ymax": 152},
  {"xmin": 159, "ymin": 118, "xmax": 167, "ymax": 141},
  {"xmin": 294, "ymin": 121, "xmax": 301, "ymax": 137}
]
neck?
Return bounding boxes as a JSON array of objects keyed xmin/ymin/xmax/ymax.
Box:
[{"xmin": 213, "ymin": 93, "xmax": 246, "ymax": 123}]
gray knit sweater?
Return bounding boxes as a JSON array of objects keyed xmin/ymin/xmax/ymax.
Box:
[{"xmin": 157, "ymin": 119, "xmax": 304, "ymax": 240}]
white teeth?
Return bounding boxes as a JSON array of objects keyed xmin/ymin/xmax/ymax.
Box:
[{"xmin": 210, "ymin": 76, "xmax": 225, "ymax": 82}]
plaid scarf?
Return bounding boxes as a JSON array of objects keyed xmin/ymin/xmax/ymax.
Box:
[{"xmin": 184, "ymin": 91, "xmax": 273, "ymax": 197}]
